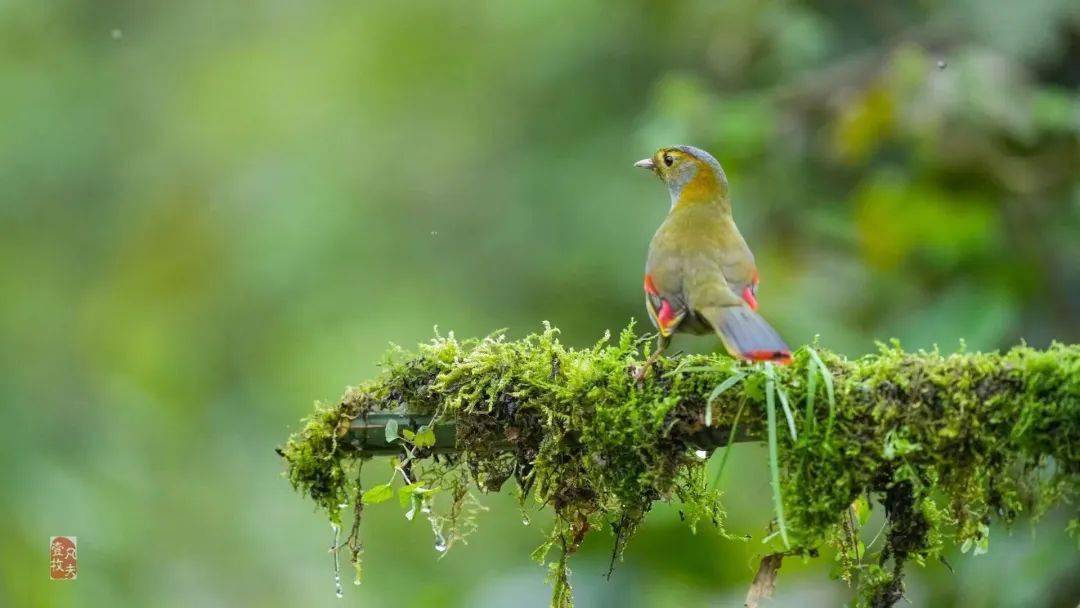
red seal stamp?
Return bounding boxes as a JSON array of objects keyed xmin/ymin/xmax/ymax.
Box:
[{"xmin": 50, "ymin": 536, "xmax": 77, "ymax": 580}]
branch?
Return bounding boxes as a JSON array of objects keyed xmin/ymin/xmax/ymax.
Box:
[
  {"xmin": 346, "ymin": 409, "xmax": 755, "ymax": 455},
  {"xmin": 279, "ymin": 325, "xmax": 1078, "ymax": 607}
]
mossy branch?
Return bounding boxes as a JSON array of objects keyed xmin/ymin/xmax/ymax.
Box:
[{"xmin": 280, "ymin": 324, "xmax": 1078, "ymax": 607}]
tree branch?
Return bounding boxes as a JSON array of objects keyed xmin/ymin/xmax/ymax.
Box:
[{"xmin": 279, "ymin": 325, "xmax": 1078, "ymax": 608}]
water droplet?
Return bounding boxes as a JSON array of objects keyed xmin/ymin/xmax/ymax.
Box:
[
  {"xmin": 329, "ymin": 523, "xmax": 343, "ymax": 598},
  {"xmin": 430, "ymin": 231, "xmax": 438, "ymax": 236},
  {"xmin": 936, "ymin": 59, "xmax": 947, "ymax": 70},
  {"xmin": 695, "ymin": 449, "xmax": 708, "ymax": 459},
  {"xmin": 428, "ymin": 512, "xmax": 447, "ymax": 552},
  {"xmin": 521, "ymin": 515, "xmax": 531, "ymax": 526},
  {"xmin": 111, "ymin": 29, "xmax": 122, "ymax": 40}
]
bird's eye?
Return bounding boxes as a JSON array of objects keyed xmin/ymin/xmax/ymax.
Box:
[{"xmin": 663, "ymin": 154, "xmax": 674, "ymax": 167}]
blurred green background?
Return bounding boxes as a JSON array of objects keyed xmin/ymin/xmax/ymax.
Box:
[{"xmin": 3, "ymin": 1, "xmax": 1078, "ymax": 606}]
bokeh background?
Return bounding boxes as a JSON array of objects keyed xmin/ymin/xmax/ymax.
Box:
[{"xmin": 3, "ymin": 1, "xmax": 1078, "ymax": 606}]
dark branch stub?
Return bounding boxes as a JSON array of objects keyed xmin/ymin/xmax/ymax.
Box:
[{"xmin": 344, "ymin": 412, "xmax": 754, "ymax": 456}]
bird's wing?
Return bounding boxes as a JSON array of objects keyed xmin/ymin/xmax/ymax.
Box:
[
  {"xmin": 644, "ymin": 237, "xmax": 690, "ymax": 337},
  {"xmin": 722, "ymin": 258, "xmax": 759, "ymax": 310},
  {"xmin": 684, "ymin": 258, "xmax": 745, "ymax": 311},
  {"xmin": 714, "ymin": 219, "xmax": 760, "ymax": 310},
  {"xmin": 643, "ymin": 274, "xmax": 688, "ymax": 338}
]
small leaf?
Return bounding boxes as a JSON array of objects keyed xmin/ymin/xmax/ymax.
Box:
[
  {"xmin": 405, "ymin": 494, "xmax": 421, "ymax": 521},
  {"xmin": 384, "ymin": 419, "xmax": 399, "ymax": 444},
  {"xmin": 414, "ymin": 426, "xmax": 437, "ymax": 449},
  {"xmin": 530, "ymin": 536, "xmax": 556, "ymax": 564},
  {"xmin": 743, "ymin": 374, "xmax": 766, "ymax": 400},
  {"xmin": 402, "ymin": 429, "xmax": 416, "ymax": 441},
  {"xmin": 852, "ymin": 496, "xmax": 871, "ymax": 526},
  {"xmin": 362, "ymin": 483, "xmax": 394, "ymax": 505},
  {"xmin": 398, "ymin": 482, "xmax": 423, "ymax": 507}
]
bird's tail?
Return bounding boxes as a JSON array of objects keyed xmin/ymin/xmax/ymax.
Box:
[{"xmin": 700, "ymin": 306, "xmax": 791, "ymax": 364}]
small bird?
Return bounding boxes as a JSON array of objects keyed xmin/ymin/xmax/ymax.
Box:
[{"xmin": 634, "ymin": 145, "xmax": 790, "ymax": 377}]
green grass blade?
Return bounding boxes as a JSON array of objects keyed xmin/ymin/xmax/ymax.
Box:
[
  {"xmin": 712, "ymin": 397, "xmax": 748, "ymax": 487},
  {"xmin": 662, "ymin": 359, "xmax": 693, "ymax": 377},
  {"xmin": 776, "ymin": 385, "xmax": 797, "ymax": 441},
  {"xmin": 805, "ymin": 351, "xmax": 817, "ymax": 432},
  {"xmin": 705, "ymin": 372, "xmax": 746, "ymax": 427},
  {"xmin": 807, "ymin": 348, "xmax": 836, "ymax": 436},
  {"xmin": 764, "ymin": 363, "xmax": 790, "ymax": 548},
  {"xmin": 665, "ymin": 364, "xmax": 732, "ymax": 376}
]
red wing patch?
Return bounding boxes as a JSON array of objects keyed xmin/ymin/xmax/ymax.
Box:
[
  {"xmin": 741, "ymin": 269, "xmax": 760, "ymax": 310},
  {"xmin": 657, "ymin": 300, "xmax": 676, "ymax": 331},
  {"xmin": 644, "ymin": 274, "xmax": 660, "ymax": 296},
  {"xmin": 742, "ymin": 286, "xmax": 758, "ymax": 311},
  {"xmin": 643, "ymin": 275, "xmax": 685, "ymax": 337}
]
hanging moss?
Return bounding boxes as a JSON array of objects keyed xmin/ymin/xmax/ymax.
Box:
[{"xmin": 279, "ymin": 323, "xmax": 1079, "ymax": 606}]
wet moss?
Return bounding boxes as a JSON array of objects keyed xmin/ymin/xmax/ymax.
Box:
[{"xmin": 280, "ymin": 324, "xmax": 1079, "ymax": 606}]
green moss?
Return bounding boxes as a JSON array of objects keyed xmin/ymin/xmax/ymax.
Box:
[{"xmin": 280, "ymin": 323, "xmax": 1079, "ymax": 606}]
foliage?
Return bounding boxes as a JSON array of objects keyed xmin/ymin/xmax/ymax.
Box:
[{"xmin": 281, "ymin": 324, "xmax": 1079, "ymax": 606}]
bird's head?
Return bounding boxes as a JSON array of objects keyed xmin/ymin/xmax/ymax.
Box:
[{"xmin": 635, "ymin": 145, "xmax": 729, "ymax": 207}]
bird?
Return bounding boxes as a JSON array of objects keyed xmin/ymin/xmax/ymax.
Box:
[{"xmin": 633, "ymin": 145, "xmax": 791, "ymax": 379}]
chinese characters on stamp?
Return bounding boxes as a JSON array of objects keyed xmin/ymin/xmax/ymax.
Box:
[{"xmin": 50, "ymin": 536, "xmax": 77, "ymax": 580}]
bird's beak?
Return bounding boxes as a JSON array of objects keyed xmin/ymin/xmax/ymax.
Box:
[{"xmin": 634, "ymin": 158, "xmax": 655, "ymax": 171}]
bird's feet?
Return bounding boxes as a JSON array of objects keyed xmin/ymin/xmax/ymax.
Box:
[
  {"xmin": 630, "ymin": 363, "xmax": 652, "ymax": 383},
  {"xmin": 631, "ymin": 354, "xmax": 663, "ymax": 383},
  {"xmin": 632, "ymin": 335, "xmax": 670, "ymax": 384}
]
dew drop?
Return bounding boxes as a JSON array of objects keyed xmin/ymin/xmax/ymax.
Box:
[
  {"xmin": 695, "ymin": 449, "xmax": 708, "ymax": 459},
  {"xmin": 329, "ymin": 523, "xmax": 343, "ymax": 598},
  {"xmin": 936, "ymin": 59, "xmax": 947, "ymax": 70},
  {"xmin": 522, "ymin": 515, "xmax": 531, "ymax": 526},
  {"xmin": 428, "ymin": 512, "xmax": 448, "ymax": 552}
]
